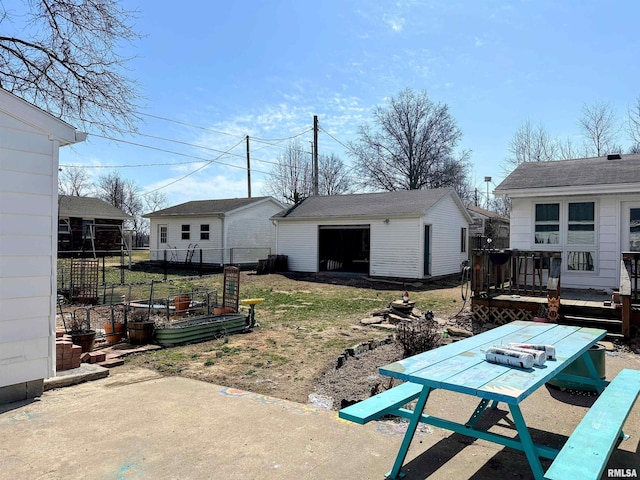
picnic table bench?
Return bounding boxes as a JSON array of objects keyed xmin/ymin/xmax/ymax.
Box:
[
  {"xmin": 338, "ymin": 321, "xmax": 640, "ymax": 480},
  {"xmin": 544, "ymin": 368, "xmax": 640, "ymax": 480}
]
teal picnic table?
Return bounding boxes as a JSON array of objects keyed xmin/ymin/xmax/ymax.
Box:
[{"xmin": 340, "ymin": 320, "xmax": 612, "ymax": 480}]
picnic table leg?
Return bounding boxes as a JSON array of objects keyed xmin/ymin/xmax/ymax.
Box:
[
  {"xmin": 580, "ymin": 350, "xmax": 606, "ymax": 394},
  {"xmin": 386, "ymin": 386, "xmax": 432, "ymax": 480},
  {"xmin": 509, "ymin": 404, "xmax": 545, "ymax": 480}
]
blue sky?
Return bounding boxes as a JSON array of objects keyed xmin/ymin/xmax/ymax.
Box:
[{"xmin": 58, "ymin": 0, "xmax": 640, "ymax": 208}]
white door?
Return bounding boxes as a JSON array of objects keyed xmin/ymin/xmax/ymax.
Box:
[
  {"xmin": 621, "ymin": 203, "xmax": 640, "ymax": 252},
  {"xmin": 158, "ymin": 224, "xmax": 168, "ymax": 250}
]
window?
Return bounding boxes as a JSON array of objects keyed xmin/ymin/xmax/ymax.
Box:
[
  {"xmin": 567, "ymin": 202, "xmax": 595, "ymax": 244},
  {"xmin": 160, "ymin": 226, "xmax": 167, "ymax": 244},
  {"xmin": 535, "ymin": 203, "xmax": 559, "ymax": 244},
  {"xmin": 460, "ymin": 227, "xmax": 467, "ymax": 253},
  {"xmin": 181, "ymin": 224, "xmax": 190, "ymax": 240},
  {"xmin": 58, "ymin": 218, "xmax": 70, "ymax": 234},
  {"xmin": 567, "ymin": 251, "xmax": 595, "ymax": 271},
  {"xmin": 200, "ymin": 224, "xmax": 210, "ymax": 240},
  {"xmin": 82, "ymin": 219, "xmax": 94, "ymax": 239}
]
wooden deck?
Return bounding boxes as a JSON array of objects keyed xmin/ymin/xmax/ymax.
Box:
[{"xmin": 490, "ymin": 288, "xmax": 612, "ymax": 308}]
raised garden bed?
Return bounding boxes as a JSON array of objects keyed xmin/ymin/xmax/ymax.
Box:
[{"xmin": 154, "ymin": 314, "xmax": 249, "ymax": 347}]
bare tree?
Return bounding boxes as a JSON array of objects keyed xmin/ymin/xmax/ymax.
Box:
[
  {"xmin": 143, "ymin": 191, "xmax": 168, "ymax": 214},
  {"xmin": 556, "ymin": 137, "xmax": 589, "ymax": 160},
  {"xmin": 579, "ymin": 101, "xmax": 619, "ymax": 156},
  {"xmin": 503, "ymin": 120, "xmax": 558, "ymax": 173},
  {"xmin": 264, "ymin": 141, "xmax": 313, "ymax": 204},
  {"xmin": 0, "ymin": 0, "xmax": 141, "ymax": 134},
  {"xmin": 318, "ymin": 153, "xmax": 352, "ymax": 196},
  {"xmin": 95, "ymin": 171, "xmax": 145, "ymax": 244},
  {"xmin": 58, "ymin": 165, "xmax": 92, "ymax": 196},
  {"xmin": 627, "ymin": 96, "xmax": 640, "ymax": 147},
  {"xmin": 349, "ymin": 88, "xmax": 469, "ymax": 192}
]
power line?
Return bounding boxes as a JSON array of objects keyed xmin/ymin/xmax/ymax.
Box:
[
  {"xmin": 142, "ymin": 138, "xmax": 248, "ymax": 196},
  {"xmin": 66, "ymin": 132, "xmax": 282, "ymax": 168}
]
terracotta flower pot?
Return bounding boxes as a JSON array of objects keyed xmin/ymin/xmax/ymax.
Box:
[
  {"xmin": 103, "ymin": 322, "xmax": 126, "ymax": 344},
  {"xmin": 174, "ymin": 294, "xmax": 191, "ymax": 313}
]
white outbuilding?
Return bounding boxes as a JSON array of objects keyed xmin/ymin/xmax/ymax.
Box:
[
  {"xmin": 145, "ymin": 197, "xmax": 286, "ymax": 265},
  {"xmin": 272, "ymin": 188, "xmax": 472, "ymax": 279},
  {"xmin": 0, "ymin": 88, "xmax": 86, "ymax": 404}
]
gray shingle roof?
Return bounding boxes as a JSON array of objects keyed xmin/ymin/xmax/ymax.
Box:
[
  {"xmin": 58, "ymin": 195, "xmax": 131, "ymax": 220},
  {"xmin": 145, "ymin": 197, "xmax": 274, "ymax": 217},
  {"xmin": 275, "ymin": 188, "xmax": 454, "ymax": 219},
  {"xmin": 495, "ymin": 154, "xmax": 640, "ymax": 192},
  {"xmin": 466, "ymin": 204, "xmax": 509, "ymax": 222}
]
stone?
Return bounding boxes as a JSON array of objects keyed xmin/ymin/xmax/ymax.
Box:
[
  {"xmin": 387, "ymin": 313, "xmax": 406, "ymax": 324},
  {"xmin": 447, "ymin": 326, "xmax": 473, "ymax": 338},
  {"xmin": 598, "ymin": 341, "xmax": 615, "ymax": 351},
  {"xmin": 360, "ymin": 317, "xmax": 383, "ymax": 325}
]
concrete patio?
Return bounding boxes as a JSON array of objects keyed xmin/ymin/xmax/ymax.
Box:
[{"xmin": 1, "ymin": 353, "xmax": 639, "ymax": 480}]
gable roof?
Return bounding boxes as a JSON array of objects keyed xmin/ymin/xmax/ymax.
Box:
[
  {"xmin": 495, "ymin": 153, "xmax": 640, "ymax": 197},
  {"xmin": 466, "ymin": 204, "xmax": 509, "ymax": 223},
  {"xmin": 59, "ymin": 195, "xmax": 132, "ymax": 220},
  {"xmin": 274, "ymin": 188, "xmax": 472, "ymax": 221},
  {"xmin": 144, "ymin": 196, "xmax": 283, "ymax": 218},
  {"xmin": 0, "ymin": 88, "xmax": 86, "ymax": 145}
]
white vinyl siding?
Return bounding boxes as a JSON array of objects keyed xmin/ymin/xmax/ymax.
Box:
[
  {"xmin": 277, "ymin": 221, "xmax": 319, "ymax": 272},
  {"xmin": 0, "ymin": 91, "xmax": 80, "ymax": 393},
  {"xmin": 370, "ymin": 218, "xmax": 422, "ymax": 278},
  {"xmin": 509, "ymin": 193, "xmax": 640, "ymax": 289},
  {"xmin": 276, "ymin": 191, "xmax": 471, "ymax": 279},
  {"xmin": 147, "ymin": 199, "xmax": 282, "ymax": 264},
  {"xmin": 425, "ymin": 194, "xmax": 470, "ymax": 277}
]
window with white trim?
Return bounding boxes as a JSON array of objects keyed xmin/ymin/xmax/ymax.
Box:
[
  {"xmin": 460, "ymin": 227, "xmax": 467, "ymax": 253},
  {"xmin": 534, "ymin": 203, "xmax": 559, "ymax": 244},
  {"xmin": 200, "ymin": 224, "xmax": 210, "ymax": 240},
  {"xmin": 567, "ymin": 201, "xmax": 595, "ymax": 271},
  {"xmin": 159, "ymin": 226, "xmax": 167, "ymax": 244},
  {"xmin": 181, "ymin": 224, "xmax": 190, "ymax": 240}
]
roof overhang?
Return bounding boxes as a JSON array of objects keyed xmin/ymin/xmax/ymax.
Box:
[{"xmin": 495, "ymin": 182, "xmax": 640, "ymax": 199}]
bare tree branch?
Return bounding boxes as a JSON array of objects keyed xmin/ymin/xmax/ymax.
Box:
[
  {"xmin": 349, "ymin": 88, "xmax": 469, "ymax": 194},
  {"xmin": 0, "ymin": 0, "xmax": 142, "ymax": 134},
  {"xmin": 578, "ymin": 101, "xmax": 619, "ymax": 156}
]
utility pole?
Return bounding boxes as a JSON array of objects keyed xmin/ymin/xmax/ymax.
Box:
[
  {"xmin": 246, "ymin": 135, "xmax": 251, "ymax": 198},
  {"xmin": 313, "ymin": 115, "xmax": 319, "ymax": 196}
]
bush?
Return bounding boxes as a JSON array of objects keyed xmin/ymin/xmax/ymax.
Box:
[{"xmin": 396, "ymin": 317, "xmax": 441, "ymax": 357}]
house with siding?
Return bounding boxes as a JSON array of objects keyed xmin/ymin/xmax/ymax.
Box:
[
  {"xmin": 494, "ymin": 153, "xmax": 640, "ymax": 290},
  {"xmin": 58, "ymin": 195, "xmax": 132, "ymax": 255},
  {"xmin": 0, "ymin": 88, "xmax": 86, "ymax": 404},
  {"xmin": 144, "ymin": 196, "xmax": 286, "ymax": 265},
  {"xmin": 272, "ymin": 188, "xmax": 472, "ymax": 279}
]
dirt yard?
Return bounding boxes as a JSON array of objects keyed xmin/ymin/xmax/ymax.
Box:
[
  {"xmin": 113, "ymin": 271, "xmax": 470, "ymax": 405},
  {"xmin": 60, "ymin": 269, "xmax": 640, "ymax": 408}
]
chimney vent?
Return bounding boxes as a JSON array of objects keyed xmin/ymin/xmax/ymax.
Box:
[{"xmin": 607, "ymin": 153, "xmax": 622, "ymax": 160}]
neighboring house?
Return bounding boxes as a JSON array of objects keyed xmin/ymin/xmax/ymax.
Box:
[
  {"xmin": 272, "ymin": 188, "xmax": 472, "ymax": 279},
  {"xmin": 466, "ymin": 204, "xmax": 510, "ymax": 249},
  {"xmin": 144, "ymin": 196, "xmax": 286, "ymax": 265},
  {"xmin": 58, "ymin": 195, "xmax": 132, "ymax": 255},
  {"xmin": 0, "ymin": 88, "xmax": 86, "ymax": 404},
  {"xmin": 494, "ymin": 153, "xmax": 640, "ymax": 290}
]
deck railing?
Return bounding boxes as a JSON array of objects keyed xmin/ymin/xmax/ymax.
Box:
[
  {"xmin": 620, "ymin": 251, "xmax": 640, "ymax": 338},
  {"xmin": 471, "ymin": 249, "xmax": 562, "ymax": 298}
]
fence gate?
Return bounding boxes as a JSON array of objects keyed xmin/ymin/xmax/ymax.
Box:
[
  {"xmin": 71, "ymin": 259, "xmax": 99, "ymax": 304},
  {"xmin": 222, "ymin": 266, "xmax": 240, "ymax": 312}
]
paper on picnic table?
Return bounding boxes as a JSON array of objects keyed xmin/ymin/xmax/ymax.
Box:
[
  {"xmin": 508, "ymin": 343, "xmax": 556, "ymax": 360},
  {"xmin": 485, "ymin": 346, "xmax": 535, "ymax": 369}
]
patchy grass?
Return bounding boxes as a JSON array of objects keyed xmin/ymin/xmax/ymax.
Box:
[{"xmin": 124, "ymin": 271, "xmax": 466, "ymax": 403}]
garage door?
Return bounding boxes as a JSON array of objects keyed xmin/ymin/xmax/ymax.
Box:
[{"xmin": 318, "ymin": 225, "xmax": 370, "ymax": 274}]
